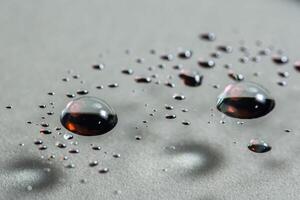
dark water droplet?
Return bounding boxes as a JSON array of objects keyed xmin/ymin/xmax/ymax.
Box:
[
  {"xmin": 39, "ymin": 105, "xmax": 46, "ymax": 109},
  {"xmin": 294, "ymin": 61, "xmax": 300, "ymax": 72},
  {"xmin": 200, "ymin": 32, "xmax": 216, "ymax": 41},
  {"xmin": 134, "ymin": 77, "xmax": 152, "ymax": 83},
  {"xmin": 39, "ymin": 145, "xmax": 47, "ymax": 150},
  {"xmin": 62, "ymin": 78, "xmax": 70, "ymax": 82},
  {"xmin": 121, "ymin": 69, "xmax": 134, "ymax": 75},
  {"xmin": 41, "ymin": 123, "xmax": 49, "ymax": 128},
  {"xmin": 60, "ymin": 96, "xmax": 118, "ymax": 136},
  {"xmin": 217, "ymin": 45, "xmax": 233, "ymax": 53},
  {"xmin": 48, "ymin": 92, "xmax": 55, "ymax": 96},
  {"xmin": 165, "ymin": 104, "xmax": 174, "ymax": 110},
  {"xmin": 47, "ymin": 112, "xmax": 54, "ymax": 115},
  {"xmin": 92, "ymin": 146, "xmax": 101, "ymax": 150},
  {"xmin": 157, "ymin": 64, "xmax": 166, "ymax": 69},
  {"xmin": 173, "ymin": 64, "xmax": 183, "ymax": 70},
  {"xmin": 99, "ymin": 168, "xmax": 109, "ymax": 174},
  {"xmin": 277, "ymin": 81, "xmax": 287, "ymax": 87},
  {"xmin": 165, "ymin": 82, "xmax": 175, "ymax": 88},
  {"xmin": 173, "ymin": 94, "xmax": 185, "ymax": 100},
  {"xmin": 182, "ymin": 120, "xmax": 191, "ymax": 125},
  {"xmin": 248, "ymin": 139, "xmax": 271, "ymax": 153},
  {"xmin": 89, "ymin": 161, "xmax": 98, "ymax": 167},
  {"xmin": 239, "ymin": 57, "xmax": 249, "ymax": 63},
  {"xmin": 160, "ymin": 54, "xmax": 174, "ymax": 61},
  {"xmin": 252, "ymin": 56, "xmax": 261, "ymax": 63},
  {"xmin": 211, "ymin": 52, "xmax": 221, "ymax": 58},
  {"xmin": 278, "ymin": 71, "xmax": 289, "ymax": 78},
  {"xmin": 165, "ymin": 114, "xmax": 176, "ymax": 119},
  {"xmin": 72, "ymin": 75, "xmax": 80, "ymax": 79},
  {"xmin": 217, "ymin": 82, "xmax": 275, "ymax": 119},
  {"xmin": 108, "ymin": 83, "xmax": 119, "ymax": 88},
  {"xmin": 179, "ymin": 70, "xmax": 203, "ymax": 87},
  {"xmin": 66, "ymin": 93, "xmax": 76, "ymax": 98},
  {"xmin": 272, "ymin": 55, "xmax": 289, "ymax": 64},
  {"xmin": 113, "ymin": 153, "xmax": 121, "ymax": 158},
  {"xmin": 178, "ymin": 50, "xmax": 193, "ymax": 59},
  {"xmin": 135, "ymin": 135, "xmax": 142, "ymax": 140},
  {"xmin": 56, "ymin": 142, "xmax": 67, "ymax": 149},
  {"xmin": 181, "ymin": 108, "xmax": 189, "ymax": 112},
  {"xmin": 5, "ymin": 105, "xmax": 12, "ymax": 109},
  {"xmin": 69, "ymin": 149, "xmax": 79, "ymax": 154},
  {"xmin": 34, "ymin": 139, "xmax": 43, "ymax": 145},
  {"xmin": 198, "ymin": 59, "xmax": 215, "ymax": 68},
  {"xmin": 136, "ymin": 58, "xmax": 144, "ymax": 63},
  {"xmin": 228, "ymin": 72, "xmax": 244, "ymax": 82},
  {"xmin": 92, "ymin": 64, "xmax": 104, "ymax": 70},
  {"xmin": 77, "ymin": 90, "xmax": 89, "ymax": 95},
  {"xmin": 40, "ymin": 129, "xmax": 52, "ymax": 135}
]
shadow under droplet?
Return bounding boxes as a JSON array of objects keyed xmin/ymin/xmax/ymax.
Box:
[
  {"xmin": 4, "ymin": 156, "xmax": 63, "ymax": 193},
  {"xmin": 166, "ymin": 142, "xmax": 223, "ymax": 177}
]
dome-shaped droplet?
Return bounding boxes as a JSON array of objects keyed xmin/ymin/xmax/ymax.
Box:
[
  {"xmin": 60, "ymin": 96, "xmax": 118, "ymax": 136},
  {"xmin": 216, "ymin": 82, "xmax": 275, "ymax": 119},
  {"xmin": 248, "ymin": 139, "xmax": 271, "ymax": 153},
  {"xmin": 179, "ymin": 70, "xmax": 203, "ymax": 87}
]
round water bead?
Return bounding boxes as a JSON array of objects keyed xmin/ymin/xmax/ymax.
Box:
[
  {"xmin": 216, "ymin": 82, "xmax": 275, "ymax": 119},
  {"xmin": 60, "ymin": 96, "xmax": 118, "ymax": 136},
  {"xmin": 248, "ymin": 139, "xmax": 271, "ymax": 153}
]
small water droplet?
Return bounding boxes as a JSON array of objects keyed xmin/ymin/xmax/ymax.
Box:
[
  {"xmin": 165, "ymin": 114, "xmax": 176, "ymax": 119},
  {"xmin": 165, "ymin": 105, "xmax": 174, "ymax": 110},
  {"xmin": 66, "ymin": 93, "xmax": 76, "ymax": 98},
  {"xmin": 39, "ymin": 105, "xmax": 46, "ymax": 109},
  {"xmin": 182, "ymin": 120, "xmax": 191, "ymax": 125},
  {"xmin": 277, "ymin": 81, "xmax": 287, "ymax": 87},
  {"xmin": 27, "ymin": 185, "xmax": 33, "ymax": 191},
  {"xmin": 173, "ymin": 94, "xmax": 185, "ymax": 100},
  {"xmin": 228, "ymin": 72, "xmax": 244, "ymax": 81},
  {"xmin": 178, "ymin": 50, "xmax": 193, "ymax": 59},
  {"xmin": 92, "ymin": 64, "xmax": 104, "ymax": 70},
  {"xmin": 113, "ymin": 153, "xmax": 121, "ymax": 158},
  {"xmin": 198, "ymin": 59, "xmax": 215, "ymax": 68},
  {"xmin": 277, "ymin": 71, "xmax": 289, "ymax": 78},
  {"xmin": 108, "ymin": 83, "xmax": 119, "ymax": 88},
  {"xmin": 160, "ymin": 54, "xmax": 174, "ymax": 61},
  {"xmin": 135, "ymin": 77, "xmax": 152, "ymax": 83},
  {"xmin": 89, "ymin": 161, "xmax": 99, "ymax": 167},
  {"xmin": 294, "ymin": 61, "xmax": 300, "ymax": 72},
  {"xmin": 217, "ymin": 45, "xmax": 233, "ymax": 53},
  {"xmin": 77, "ymin": 90, "xmax": 89, "ymax": 95},
  {"xmin": 121, "ymin": 69, "xmax": 134, "ymax": 75},
  {"xmin": 65, "ymin": 163, "xmax": 75, "ymax": 168},
  {"xmin": 179, "ymin": 70, "xmax": 203, "ymax": 87},
  {"xmin": 62, "ymin": 78, "xmax": 70, "ymax": 82},
  {"xmin": 63, "ymin": 133, "xmax": 74, "ymax": 140},
  {"xmin": 135, "ymin": 135, "xmax": 142, "ymax": 140},
  {"xmin": 40, "ymin": 129, "xmax": 52, "ymax": 135},
  {"xmin": 56, "ymin": 142, "xmax": 67, "ymax": 149},
  {"xmin": 200, "ymin": 32, "xmax": 216, "ymax": 41},
  {"xmin": 165, "ymin": 82, "xmax": 175, "ymax": 88},
  {"xmin": 272, "ymin": 55, "xmax": 289, "ymax": 64},
  {"xmin": 248, "ymin": 139, "xmax": 271, "ymax": 153},
  {"xmin": 39, "ymin": 145, "xmax": 47, "ymax": 150},
  {"xmin": 99, "ymin": 168, "xmax": 109, "ymax": 174},
  {"xmin": 69, "ymin": 149, "xmax": 79, "ymax": 154}
]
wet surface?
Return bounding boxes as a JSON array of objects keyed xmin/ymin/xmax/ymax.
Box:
[{"xmin": 0, "ymin": 0, "xmax": 300, "ymax": 200}]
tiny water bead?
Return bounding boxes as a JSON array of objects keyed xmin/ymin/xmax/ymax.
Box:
[
  {"xmin": 160, "ymin": 54, "xmax": 174, "ymax": 61},
  {"xmin": 200, "ymin": 32, "xmax": 216, "ymax": 41},
  {"xmin": 179, "ymin": 70, "xmax": 203, "ymax": 87},
  {"xmin": 198, "ymin": 59, "xmax": 215, "ymax": 68},
  {"xmin": 92, "ymin": 64, "xmax": 105, "ymax": 70},
  {"xmin": 60, "ymin": 96, "xmax": 118, "ymax": 136},
  {"xmin": 228, "ymin": 72, "xmax": 244, "ymax": 82},
  {"xmin": 165, "ymin": 114, "xmax": 176, "ymax": 119},
  {"xmin": 272, "ymin": 55, "xmax": 289, "ymax": 64},
  {"xmin": 217, "ymin": 45, "xmax": 233, "ymax": 53},
  {"xmin": 178, "ymin": 50, "xmax": 193, "ymax": 59},
  {"xmin": 248, "ymin": 139, "xmax": 271, "ymax": 153},
  {"xmin": 77, "ymin": 90, "xmax": 89, "ymax": 95},
  {"xmin": 121, "ymin": 69, "xmax": 134, "ymax": 75},
  {"xmin": 134, "ymin": 77, "xmax": 152, "ymax": 83},
  {"xmin": 108, "ymin": 83, "xmax": 119, "ymax": 88},
  {"xmin": 216, "ymin": 82, "xmax": 275, "ymax": 119},
  {"xmin": 173, "ymin": 94, "xmax": 186, "ymax": 100}
]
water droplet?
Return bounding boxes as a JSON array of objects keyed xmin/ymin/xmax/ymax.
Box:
[
  {"xmin": 198, "ymin": 59, "xmax": 215, "ymax": 68},
  {"xmin": 178, "ymin": 50, "xmax": 193, "ymax": 59},
  {"xmin": 165, "ymin": 105, "xmax": 174, "ymax": 110},
  {"xmin": 182, "ymin": 120, "xmax": 191, "ymax": 125},
  {"xmin": 165, "ymin": 114, "xmax": 176, "ymax": 119},
  {"xmin": 294, "ymin": 61, "xmax": 300, "ymax": 72},
  {"xmin": 173, "ymin": 94, "xmax": 185, "ymax": 100},
  {"xmin": 40, "ymin": 123, "xmax": 49, "ymax": 128},
  {"xmin": 77, "ymin": 90, "xmax": 89, "ymax": 95},
  {"xmin": 211, "ymin": 52, "xmax": 221, "ymax": 58},
  {"xmin": 135, "ymin": 135, "xmax": 142, "ymax": 140},
  {"xmin": 34, "ymin": 139, "xmax": 43, "ymax": 145},
  {"xmin": 72, "ymin": 75, "xmax": 80, "ymax": 79},
  {"xmin": 108, "ymin": 83, "xmax": 119, "ymax": 88},
  {"xmin": 38, "ymin": 145, "xmax": 47, "ymax": 150},
  {"xmin": 121, "ymin": 69, "xmax": 134, "ymax": 75},
  {"xmin": 216, "ymin": 82, "xmax": 275, "ymax": 119},
  {"xmin": 47, "ymin": 112, "xmax": 54, "ymax": 115},
  {"xmin": 179, "ymin": 70, "xmax": 203, "ymax": 87},
  {"xmin": 278, "ymin": 71, "xmax": 289, "ymax": 78},
  {"xmin": 113, "ymin": 153, "xmax": 121, "ymax": 158},
  {"xmin": 39, "ymin": 105, "xmax": 46, "ymax": 109},
  {"xmin": 99, "ymin": 168, "xmax": 109, "ymax": 174},
  {"xmin": 165, "ymin": 82, "xmax": 175, "ymax": 88},
  {"xmin": 48, "ymin": 92, "xmax": 55, "ymax": 96},
  {"xmin": 65, "ymin": 163, "xmax": 75, "ymax": 168},
  {"xmin": 239, "ymin": 56, "xmax": 249, "ymax": 63},
  {"xmin": 66, "ymin": 93, "xmax": 76, "ymax": 98},
  {"xmin": 5, "ymin": 105, "xmax": 12, "ymax": 109},
  {"xmin": 89, "ymin": 161, "xmax": 99, "ymax": 167},
  {"xmin": 217, "ymin": 45, "xmax": 233, "ymax": 53},
  {"xmin": 160, "ymin": 54, "xmax": 174, "ymax": 61},
  {"xmin": 259, "ymin": 48, "xmax": 271, "ymax": 56},
  {"xmin": 92, "ymin": 64, "xmax": 104, "ymax": 70},
  {"xmin": 62, "ymin": 78, "xmax": 70, "ymax": 82},
  {"xmin": 272, "ymin": 55, "xmax": 289, "ymax": 64},
  {"xmin": 134, "ymin": 77, "xmax": 152, "ymax": 83},
  {"xmin": 173, "ymin": 64, "xmax": 183, "ymax": 70},
  {"xmin": 200, "ymin": 32, "xmax": 216, "ymax": 41},
  {"xmin": 69, "ymin": 149, "xmax": 79, "ymax": 154},
  {"xmin": 56, "ymin": 142, "xmax": 67, "ymax": 149},
  {"xmin": 92, "ymin": 146, "xmax": 101, "ymax": 150},
  {"xmin": 63, "ymin": 133, "xmax": 74, "ymax": 140},
  {"xmin": 40, "ymin": 129, "xmax": 52, "ymax": 135},
  {"xmin": 228, "ymin": 72, "xmax": 244, "ymax": 82},
  {"xmin": 60, "ymin": 96, "xmax": 118, "ymax": 136},
  {"xmin": 248, "ymin": 139, "xmax": 271, "ymax": 153},
  {"xmin": 277, "ymin": 81, "xmax": 287, "ymax": 87}
]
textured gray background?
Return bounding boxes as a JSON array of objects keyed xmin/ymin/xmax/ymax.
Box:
[{"xmin": 0, "ymin": 0, "xmax": 300, "ymax": 199}]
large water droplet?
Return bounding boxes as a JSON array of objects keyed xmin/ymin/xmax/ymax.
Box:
[
  {"xmin": 60, "ymin": 96, "xmax": 118, "ymax": 136},
  {"xmin": 216, "ymin": 82, "xmax": 275, "ymax": 119}
]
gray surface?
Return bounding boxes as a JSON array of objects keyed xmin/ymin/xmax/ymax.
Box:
[{"xmin": 0, "ymin": 0, "xmax": 300, "ymax": 199}]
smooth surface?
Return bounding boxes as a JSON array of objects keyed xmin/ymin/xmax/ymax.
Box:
[{"xmin": 0, "ymin": 0, "xmax": 299, "ymax": 199}]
